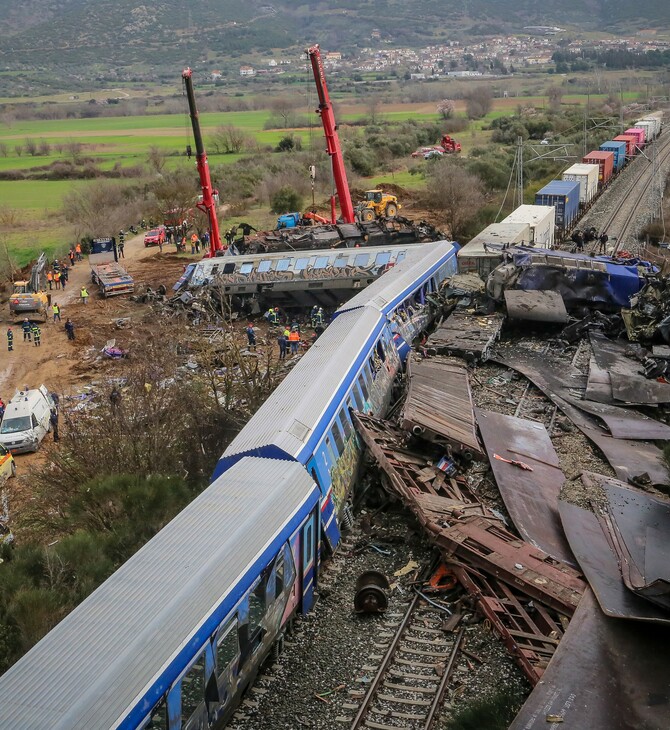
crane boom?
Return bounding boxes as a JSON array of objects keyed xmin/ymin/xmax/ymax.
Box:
[
  {"xmin": 182, "ymin": 67, "xmax": 223, "ymax": 256},
  {"xmin": 306, "ymin": 45, "xmax": 355, "ymax": 225}
]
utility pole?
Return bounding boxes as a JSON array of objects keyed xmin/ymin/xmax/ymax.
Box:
[{"xmin": 516, "ymin": 136, "xmax": 524, "ymax": 207}]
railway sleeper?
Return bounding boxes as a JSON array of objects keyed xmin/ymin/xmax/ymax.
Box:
[
  {"xmin": 398, "ymin": 644, "xmax": 451, "ymax": 657},
  {"xmin": 383, "ymin": 680, "xmax": 439, "ymax": 694},
  {"xmin": 403, "ymin": 634, "xmax": 451, "ymax": 647},
  {"xmin": 389, "ymin": 668, "xmax": 439, "ymax": 681},
  {"xmin": 395, "ymin": 656, "xmax": 445, "ymax": 669},
  {"xmin": 378, "ymin": 693, "xmax": 432, "ymax": 705},
  {"xmin": 364, "ymin": 720, "xmax": 417, "ymax": 730}
]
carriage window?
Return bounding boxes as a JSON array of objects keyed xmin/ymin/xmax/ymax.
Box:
[
  {"xmin": 314, "ymin": 256, "xmax": 329, "ymax": 269},
  {"xmin": 275, "ymin": 553, "xmax": 285, "ymax": 598},
  {"xmin": 248, "ymin": 578, "xmax": 266, "ymax": 634},
  {"xmin": 295, "ymin": 258, "xmax": 309, "ymax": 271},
  {"xmin": 145, "ymin": 699, "xmax": 167, "ymax": 730},
  {"xmin": 358, "ymin": 374, "xmax": 369, "ymax": 401},
  {"xmin": 325, "ymin": 436, "xmax": 337, "ymax": 464},
  {"xmin": 222, "ymin": 263, "xmax": 235, "ymax": 274},
  {"xmin": 340, "ymin": 407, "xmax": 353, "ymax": 439},
  {"xmin": 332, "ymin": 421, "xmax": 344, "ymax": 454},
  {"xmin": 352, "ymin": 385, "xmax": 364, "ymax": 411},
  {"xmin": 354, "ymin": 253, "xmax": 370, "ymax": 267},
  {"xmin": 334, "ymin": 255, "xmax": 349, "ymax": 268},
  {"xmin": 375, "ymin": 252, "xmax": 391, "ymax": 267},
  {"xmin": 396, "ymin": 251, "xmax": 406, "ymax": 263},
  {"xmin": 217, "ymin": 620, "xmax": 239, "ymax": 676},
  {"xmin": 276, "ymin": 259, "xmax": 291, "ymax": 271},
  {"xmin": 181, "ymin": 653, "xmax": 205, "ymax": 725},
  {"xmin": 239, "ymin": 262, "xmax": 254, "ymax": 274},
  {"xmin": 210, "ymin": 265, "xmax": 220, "ymax": 275},
  {"xmin": 257, "ymin": 260, "xmax": 272, "ymax": 273}
]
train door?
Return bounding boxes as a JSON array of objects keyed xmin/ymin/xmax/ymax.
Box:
[{"xmin": 300, "ymin": 510, "xmax": 318, "ymax": 613}]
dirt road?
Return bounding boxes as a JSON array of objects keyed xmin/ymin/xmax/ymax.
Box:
[{"xmin": 0, "ymin": 234, "xmax": 190, "ymax": 399}]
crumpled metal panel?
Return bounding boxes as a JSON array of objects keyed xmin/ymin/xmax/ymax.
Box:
[
  {"xmin": 504, "ymin": 289, "xmax": 569, "ymax": 323},
  {"xmin": 558, "ymin": 499, "xmax": 670, "ymax": 624},
  {"xmin": 475, "ymin": 409, "xmax": 576, "ymax": 566},
  {"xmin": 590, "ymin": 331, "xmax": 670, "ymax": 404},
  {"xmin": 425, "ymin": 310, "xmax": 505, "ymax": 361},
  {"xmin": 509, "ymin": 588, "xmax": 670, "ymax": 730},
  {"xmin": 496, "ymin": 350, "xmax": 669, "ymax": 487},
  {"xmin": 400, "ymin": 355, "xmax": 484, "ymax": 456}
]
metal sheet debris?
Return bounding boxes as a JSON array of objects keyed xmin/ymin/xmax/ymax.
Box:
[
  {"xmin": 353, "ymin": 412, "xmax": 585, "ymax": 617},
  {"xmin": 496, "ymin": 350, "xmax": 669, "ymax": 487},
  {"xmin": 504, "ymin": 289, "xmax": 568, "ymax": 323},
  {"xmin": 557, "ymin": 500, "xmax": 670, "ymax": 624},
  {"xmin": 475, "ymin": 409, "xmax": 575, "ymax": 566},
  {"xmin": 425, "ymin": 310, "xmax": 505, "ymax": 362},
  {"xmin": 509, "ymin": 588, "xmax": 670, "ymax": 730},
  {"xmin": 584, "ymin": 356, "xmax": 614, "ymax": 404},
  {"xmin": 590, "ymin": 332, "xmax": 670, "ymax": 404},
  {"xmin": 597, "ymin": 477, "xmax": 670, "ymax": 611},
  {"xmin": 400, "ymin": 355, "xmax": 483, "ymax": 457}
]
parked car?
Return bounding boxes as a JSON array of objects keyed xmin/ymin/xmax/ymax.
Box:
[
  {"xmin": 0, "ymin": 386, "xmax": 54, "ymax": 454},
  {"xmin": 0, "ymin": 444, "xmax": 15, "ymax": 483},
  {"xmin": 144, "ymin": 226, "xmax": 167, "ymax": 247}
]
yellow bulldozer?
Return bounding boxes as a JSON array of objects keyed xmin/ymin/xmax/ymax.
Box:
[
  {"xmin": 9, "ymin": 253, "xmax": 50, "ymax": 322},
  {"xmin": 356, "ymin": 190, "xmax": 401, "ymax": 222}
]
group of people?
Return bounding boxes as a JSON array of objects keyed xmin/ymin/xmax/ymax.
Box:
[
  {"xmin": 46, "ymin": 259, "xmax": 70, "ymax": 290},
  {"xmin": 6, "ymin": 315, "xmax": 76, "ymax": 351},
  {"xmin": 570, "ymin": 227, "xmax": 609, "ymax": 254}
]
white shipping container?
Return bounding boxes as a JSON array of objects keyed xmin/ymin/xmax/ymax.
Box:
[
  {"xmin": 458, "ymin": 221, "xmax": 531, "ymax": 277},
  {"xmin": 634, "ymin": 120, "xmax": 656, "ymax": 141},
  {"xmin": 638, "ymin": 114, "xmax": 662, "ymax": 138},
  {"xmin": 502, "ymin": 205, "xmax": 556, "ymax": 248},
  {"xmin": 562, "ymin": 163, "xmax": 600, "ymax": 205}
]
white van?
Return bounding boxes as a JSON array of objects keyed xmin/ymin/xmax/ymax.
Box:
[{"xmin": 0, "ymin": 386, "xmax": 55, "ymax": 454}]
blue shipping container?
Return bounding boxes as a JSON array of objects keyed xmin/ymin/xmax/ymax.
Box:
[
  {"xmin": 534, "ymin": 180, "xmax": 580, "ymax": 230},
  {"xmin": 600, "ymin": 141, "xmax": 627, "ymax": 171}
]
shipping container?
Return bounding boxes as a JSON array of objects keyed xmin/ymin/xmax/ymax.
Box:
[
  {"xmin": 633, "ymin": 120, "xmax": 656, "ymax": 143},
  {"xmin": 614, "ymin": 134, "xmax": 638, "ymax": 157},
  {"xmin": 502, "ymin": 204, "xmax": 556, "ymax": 247},
  {"xmin": 599, "ymin": 141, "xmax": 627, "ymax": 171},
  {"xmin": 458, "ymin": 221, "xmax": 531, "ymax": 277},
  {"xmin": 639, "ymin": 112, "xmax": 663, "ymax": 138},
  {"xmin": 625, "ymin": 127, "xmax": 645, "ymax": 148},
  {"xmin": 582, "ymin": 150, "xmax": 614, "ymax": 185},
  {"xmin": 534, "ymin": 181, "xmax": 580, "ymax": 231},
  {"xmin": 562, "ymin": 163, "xmax": 600, "ymax": 205}
]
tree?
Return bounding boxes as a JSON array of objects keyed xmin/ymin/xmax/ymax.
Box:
[
  {"xmin": 146, "ymin": 145, "xmax": 167, "ymax": 175},
  {"xmin": 270, "ymin": 186, "xmax": 303, "ymax": 214},
  {"xmin": 210, "ymin": 125, "xmax": 250, "ymax": 155},
  {"xmin": 62, "ymin": 180, "xmax": 143, "ymax": 239},
  {"xmin": 38, "ymin": 140, "xmax": 51, "ymax": 156},
  {"xmin": 268, "ymin": 97, "xmax": 299, "ymax": 129},
  {"xmin": 437, "ymin": 99, "xmax": 456, "ymax": 119},
  {"xmin": 464, "ymin": 86, "xmax": 493, "ymax": 119},
  {"xmin": 147, "ymin": 166, "xmax": 201, "ymax": 230},
  {"xmin": 24, "ymin": 138, "xmax": 38, "ymax": 156},
  {"xmin": 425, "ymin": 160, "xmax": 486, "ymax": 240},
  {"xmin": 547, "ymin": 85, "xmax": 563, "ymax": 112}
]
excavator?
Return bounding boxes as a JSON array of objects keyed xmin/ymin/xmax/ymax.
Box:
[
  {"xmin": 306, "ymin": 44, "xmax": 400, "ymax": 224},
  {"xmin": 9, "ymin": 253, "xmax": 49, "ymax": 322}
]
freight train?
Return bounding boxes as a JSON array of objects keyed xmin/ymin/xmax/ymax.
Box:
[
  {"xmin": 535, "ymin": 111, "xmax": 663, "ymax": 237},
  {"xmin": 0, "ymin": 241, "xmax": 459, "ymax": 730}
]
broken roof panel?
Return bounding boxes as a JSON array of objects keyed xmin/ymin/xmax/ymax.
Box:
[
  {"xmin": 425, "ymin": 310, "xmax": 504, "ymax": 361},
  {"xmin": 475, "ymin": 409, "xmax": 575, "ymax": 566},
  {"xmin": 558, "ymin": 499, "xmax": 670, "ymax": 624},
  {"xmin": 509, "ymin": 588, "xmax": 670, "ymax": 730},
  {"xmin": 590, "ymin": 332, "xmax": 670, "ymax": 404},
  {"xmin": 400, "ymin": 355, "xmax": 483, "ymax": 457},
  {"xmin": 504, "ymin": 289, "xmax": 568, "ymax": 323}
]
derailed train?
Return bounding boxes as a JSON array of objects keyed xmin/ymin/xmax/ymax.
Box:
[{"xmin": 0, "ymin": 241, "xmax": 459, "ymax": 730}]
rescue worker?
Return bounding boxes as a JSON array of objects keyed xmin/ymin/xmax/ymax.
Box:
[
  {"xmin": 118, "ymin": 238, "xmax": 125, "ymax": 258},
  {"xmin": 315, "ymin": 307, "xmax": 325, "ymax": 328},
  {"xmin": 245, "ymin": 323, "xmax": 256, "ymax": 350},
  {"xmin": 80, "ymin": 286, "xmax": 89, "ymax": 305},
  {"xmin": 570, "ymin": 230, "xmax": 584, "ymax": 253},
  {"xmin": 119, "ymin": 230, "xmax": 125, "ymax": 245},
  {"xmin": 288, "ymin": 328, "xmax": 300, "ymax": 356},
  {"xmin": 54, "ymin": 270, "xmax": 61, "ymax": 289},
  {"xmin": 598, "ymin": 231, "xmax": 609, "ymax": 254},
  {"xmin": 64, "ymin": 318, "xmax": 75, "ymax": 341},
  {"xmin": 277, "ymin": 331, "xmax": 288, "ymax": 360},
  {"xmin": 291, "ymin": 320, "xmax": 301, "ymax": 336},
  {"xmin": 310, "ymin": 305, "xmax": 319, "ymax": 328},
  {"xmin": 75, "ymin": 242, "xmax": 82, "ymax": 261},
  {"xmin": 190, "ymin": 232, "xmax": 199, "ymax": 254},
  {"xmin": 52, "ymin": 302, "xmax": 61, "ymax": 323},
  {"xmin": 47, "ymin": 270, "xmax": 53, "ymax": 290},
  {"xmin": 268, "ymin": 308, "xmax": 279, "ymax": 327},
  {"xmin": 69, "ymin": 248, "xmax": 75, "ymax": 266},
  {"xmin": 50, "ymin": 408, "xmax": 59, "ymax": 442},
  {"xmin": 22, "ymin": 318, "xmax": 32, "ymax": 342},
  {"xmin": 60, "ymin": 266, "xmax": 67, "ymax": 289},
  {"xmin": 7, "ymin": 327, "xmax": 13, "ymax": 352},
  {"xmin": 32, "ymin": 323, "xmax": 41, "ymax": 347}
]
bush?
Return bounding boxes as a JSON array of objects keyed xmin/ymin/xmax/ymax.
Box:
[{"xmin": 270, "ymin": 186, "xmax": 303, "ymax": 214}]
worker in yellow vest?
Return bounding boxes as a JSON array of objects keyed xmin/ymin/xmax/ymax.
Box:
[{"xmin": 80, "ymin": 286, "xmax": 89, "ymax": 305}]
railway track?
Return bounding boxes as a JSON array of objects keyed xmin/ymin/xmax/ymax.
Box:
[{"xmin": 345, "ymin": 591, "xmax": 465, "ymax": 730}]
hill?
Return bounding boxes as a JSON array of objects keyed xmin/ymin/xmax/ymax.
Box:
[{"xmin": 0, "ymin": 0, "xmax": 668, "ymax": 94}]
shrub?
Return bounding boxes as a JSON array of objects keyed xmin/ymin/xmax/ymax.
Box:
[{"xmin": 270, "ymin": 186, "xmax": 303, "ymax": 214}]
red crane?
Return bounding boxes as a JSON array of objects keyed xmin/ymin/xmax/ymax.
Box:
[
  {"xmin": 306, "ymin": 45, "xmax": 355, "ymax": 225},
  {"xmin": 182, "ymin": 67, "xmax": 223, "ymax": 256}
]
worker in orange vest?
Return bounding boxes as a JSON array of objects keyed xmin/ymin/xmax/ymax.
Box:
[
  {"xmin": 46, "ymin": 270, "xmax": 53, "ymax": 290},
  {"xmin": 288, "ymin": 328, "xmax": 300, "ymax": 356},
  {"xmin": 54, "ymin": 271, "xmax": 61, "ymax": 289},
  {"xmin": 75, "ymin": 243, "xmax": 82, "ymax": 261}
]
